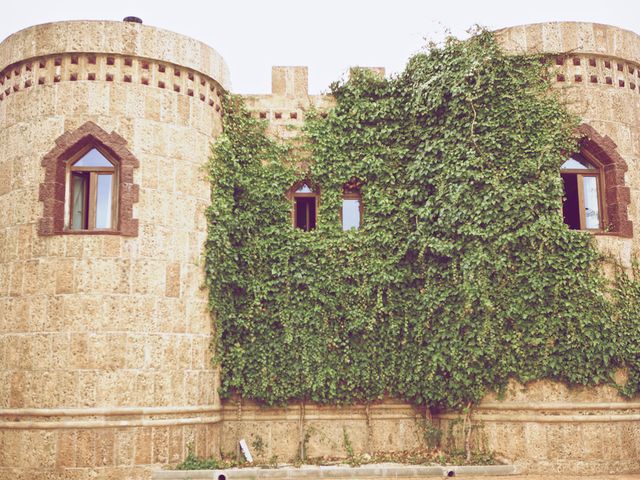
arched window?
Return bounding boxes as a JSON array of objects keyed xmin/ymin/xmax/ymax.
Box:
[
  {"xmin": 289, "ymin": 181, "xmax": 319, "ymax": 231},
  {"xmin": 68, "ymin": 147, "xmax": 118, "ymax": 230},
  {"xmin": 39, "ymin": 121, "xmax": 139, "ymax": 236},
  {"xmin": 561, "ymin": 153, "xmax": 604, "ymax": 231},
  {"xmin": 341, "ymin": 178, "xmax": 363, "ymax": 230},
  {"xmin": 557, "ymin": 124, "xmax": 633, "ymax": 237}
]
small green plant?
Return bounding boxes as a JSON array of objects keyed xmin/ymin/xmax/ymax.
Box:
[
  {"xmin": 269, "ymin": 454, "xmax": 279, "ymax": 468},
  {"xmin": 342, "ymin": 428, "xmax": 354, "ymax": 458},
  {"xmin": 176, "ymin": 444, "xmax": 219, "ymax": 470},
  {"xmin": 252, "ymin": 435, "xmax": 266, "ymax": 459},
  {"xmin": 342, "ymin": 428, "xmax": 361, "ymax": 467},
  {"xmin": 419, "ymin": 420, "xmax": 442, "ymax": 450}
]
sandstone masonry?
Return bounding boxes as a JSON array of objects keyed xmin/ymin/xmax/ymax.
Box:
[{"xmin": 0, "ymin": 19, "xmax": 639, "ymax": 480}]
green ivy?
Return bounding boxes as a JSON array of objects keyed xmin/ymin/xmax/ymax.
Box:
[
  {"xmin": 205, "ymin": 30, "xmax": 636, "ymax": 409},
  {"xmin": 612, "ymin": 262, "xmax": 640, "ymax": 396}
]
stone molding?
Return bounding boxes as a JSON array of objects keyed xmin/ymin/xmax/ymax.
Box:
[
  {"xmin": 222, "ymin": 399, "xmax": 640, "ymax": 423},
  {"xmin": 439, "ymin": 412, "xmax": 640, "ymax": 423},
  {"xmin": 577, "ymin": 123, "xmax": 633, "ymax": 237},
  {"xmin": 0, "ymin": 405, "xmax": 221, "ymax": 430},
  {"xmin": 38, "ymin": 120, "xmax": 140, "ymax": 236},
  {"xmin": 478, "ymin": 401, "xmax": 640, "ymax": 410},
  {"xmin": 0, "ymin": 404, "xmax": 221, "ymax": 417},
  {"xmin": 221, "ymin": 402, "xmax": 417, "ymax": 422},
  {"xmin": 0, "ymin": 415, "xmax": 222, "ymax": 430},
  {"xmin": 0, "ymin": 52, "xmax": 223, "ymax": 111}
]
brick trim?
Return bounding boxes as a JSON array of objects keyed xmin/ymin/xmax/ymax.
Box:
[
  {"xmin": 38, "ymin": 121, "xmax": 139, "ymax": 236},
  {"xmin": 577, "ymin": 123, "xmax": 633, "ymax": 238}
]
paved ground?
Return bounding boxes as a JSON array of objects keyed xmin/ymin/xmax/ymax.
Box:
[
  {"xmin": 457, "ymin": 477, "xmax": 640, "ymax": 480},
  {"xmin": 154, "ymin": 468, "xmax": 640, "ymax": 480}
]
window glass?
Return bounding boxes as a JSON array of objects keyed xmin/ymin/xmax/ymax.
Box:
[
  {"xmin": 296, "ymin": 183, "xmax": 313, "ymax": 193},
  {"xmin": 295, "ymin": 196, "xmax": 316, "ymax": 231},
  {"xmin": 583, "ymin": 176, "xmax": 600, "ymax": 229},
  {"xmin": 342, "ymin": 199, "xmax": 361, "ymax": 230},
  {"xmin": 561, "ymin": 157, "xmax": 596, "ymax": 170},
  {"xmin": 69, "ymin": 148, "xmax": 116, "ymax": 231},
  {"xmin": 72, "ymin": 173, "xmax": 88, "ymax": 229},
  {"xmin": 74, "ymin": 148, "xmax": 113, "ymax": 167},
  {"xmin": 96, "ymin": 174, "xmax": 113, "ymax": 228}
]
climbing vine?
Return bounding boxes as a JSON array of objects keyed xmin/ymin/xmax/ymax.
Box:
[{"xmin": 205, "ymin": 30, "xmax": 636, "ymax": 409}]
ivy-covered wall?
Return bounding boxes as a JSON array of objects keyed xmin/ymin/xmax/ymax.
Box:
[{"xmin": 205, "ymin": 30, "xmax": 639, "ymax": 410}]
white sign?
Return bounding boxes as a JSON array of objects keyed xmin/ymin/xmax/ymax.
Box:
[{"xmin": 239, "ymin": 439, "xmax": 253, "ymax": 463}]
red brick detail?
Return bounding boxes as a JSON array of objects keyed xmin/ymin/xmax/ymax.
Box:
[
  {"xmin": 577, "ymin": 124, "xmax": 633, "ymax": 238},
  {"xmin": 38, "ymin": 121, "xmax": 139, "ymax": 237}
]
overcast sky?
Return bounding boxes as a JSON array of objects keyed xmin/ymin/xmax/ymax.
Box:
[{"xmin": 1, "ymin": 0, "xmax": 638, "ymax": 94}]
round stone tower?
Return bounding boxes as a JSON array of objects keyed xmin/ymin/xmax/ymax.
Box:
[
  {"xmin": 497, "ymin": 22, "xmax": 639, "ymax": 260},
  {"xmin": 0, "ymin": 20, "xmax": 228, "ymax": 479},
  {"xmin": 467, "ymin": 22, "xmax": 640, "ymax": 475}
]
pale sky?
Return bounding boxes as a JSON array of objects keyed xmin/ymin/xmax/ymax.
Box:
[{"xmin": 1, "ymin": 0, "xmax": 638, "ymax": 94}]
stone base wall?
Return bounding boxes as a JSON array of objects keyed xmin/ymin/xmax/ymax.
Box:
[
  {"xmin": 220, "ymin": 380, "xmax": 640, "ymax": 475},
  {"xmin": 448, "ymin": 380, "xmax": 640, "ymax": 475},
  {"xmin": 220, "ymin": 401, "xmax": 422, "ymax": 462},
  {"xmin": 0, "ymin": 420, "xmax": 220, "ymax": 480}
]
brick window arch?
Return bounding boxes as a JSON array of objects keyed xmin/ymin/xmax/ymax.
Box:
[
  {"xmin": 571, "ymin": 124, "xmax": 633, "ymax": 237},
  {"xmin": 39, "ymin": 121, "xmax": 139, "ymax": 236}
]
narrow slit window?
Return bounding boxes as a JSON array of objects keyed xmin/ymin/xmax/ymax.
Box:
[
  {"xmin": 290, "ymin": 182, "xmax": 319, "ymax": 231},
  {"xmin": 342, "ymin": 178, "xmax": 364, "ymax": 230},
  {"xmin": 342, "ymin": 196, "xmax": 362, "ymax": 230}
]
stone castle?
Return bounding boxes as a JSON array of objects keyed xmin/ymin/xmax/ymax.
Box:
[{"xmin": 0, "ymin": 18, "xmax": 639, "ymax": 479}]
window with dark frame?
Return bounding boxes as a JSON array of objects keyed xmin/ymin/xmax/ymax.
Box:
[
  {"xmin": 67, "ymin": 148, "xmax": 118, "ymax": 231},
  {"xmin": 561, "ymin": 153, "xmax": 604, "ymax": 231},
  {"xmin": 291, "ymin": 182, "xmax": 318, "ymax": 231}
]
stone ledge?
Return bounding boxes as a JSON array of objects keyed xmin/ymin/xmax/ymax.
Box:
[
  {"xmin": 0, "ymin": 405, "xmax": 222, "ymax": 429},
  {"xmin": 0, "ymin": 404, "xmax": 221, "ymax": 417},
  {"xmin": 153, "ymin": 464, "xmax": 520, "ymax": 479}
]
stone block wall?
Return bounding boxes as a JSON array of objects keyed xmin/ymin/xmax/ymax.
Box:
[{"xmin": 220, "ymin": 401, "xmax": 422, "ymax": 461}]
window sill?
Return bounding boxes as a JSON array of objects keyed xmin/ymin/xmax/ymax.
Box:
[
  {"xmin": 62, "ymin": 229, "xmax": 122, "ymax": 235},
  {"xmin": 592, "ymin": 231, "xmax": 627, "ymax": 237}
]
